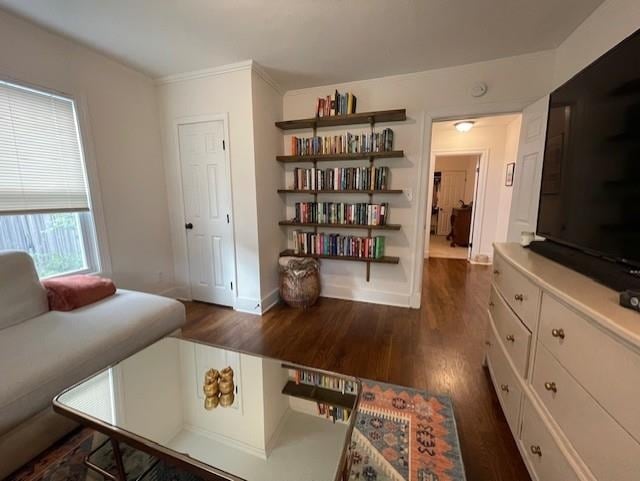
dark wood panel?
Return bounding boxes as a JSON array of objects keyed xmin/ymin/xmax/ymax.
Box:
[
  {"xmin": 281, "ymin": 381, "xmax": 357, "ymax": 409},
  {"xmin": 279, "ymin": 221, "xmax": 401, "ymax": 230},
  {"xmin": 275, "ymin": 109, "xmax": 406, "ymax": 130},
  {"xmin": 181, "ymin": 258, "xmax": 531, "ymax": 481},
  {"xmin": 278, "ymin": 189, "xmax": 404, "ymax": 194},
  {"xmin": 276, "ymin": 150, "xmax": 404, "ymax": 162},
  {"xmin": 279, "ymin": 249, "xmax": 399, "ymax": 264}
]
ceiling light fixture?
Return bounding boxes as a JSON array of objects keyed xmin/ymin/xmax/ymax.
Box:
[{"xmin": 454, "ymin": 121, "xmax": 475, "ymax": 133}]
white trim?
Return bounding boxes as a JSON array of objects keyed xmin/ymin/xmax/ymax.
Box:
[
  {"xmin": 250, "ymin": 62, "xmax": 284, "ymax": 96},
  {"xmin": 156, "ymin": 60, "xmax": 284, "ymax": 95},
  {"xmin": 321, "ymin": 284, "xmax": 411, "ymax": 308},
  {"xmin": 426, "ymin": 148, "xmax": 490, "ymax": 263},
  {"xmin": 234, "ymin": 296, "xmax": 262, "ymax": 315},
  {"xmin": 171, "ymin": 113, "xmax": 238, "ymax": 308},
  {"xmin": 156, "ymin": 60, "xmax": 253, "ymax": 85},
  {"xmin": 73, "ymin": 93, "xmax": 113, "ymax": 276},
  {"xmin": 261, "ymin": 288, "xmax": 280, "ymax": 314}
]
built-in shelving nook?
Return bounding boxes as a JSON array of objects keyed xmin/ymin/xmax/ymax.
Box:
[{"xmin": 276, "ymin": 108, "xmax": 406, "ymax": 281}]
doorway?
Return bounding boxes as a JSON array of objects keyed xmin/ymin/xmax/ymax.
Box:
[
  {"xmin": 178, "ymin": 118, "xmax": 236, "ymax": 307},
  {"xmin": 428, "ymin": 154, "xmax": 479, "ymax": 259},
  {"xmin": 423, "ymin": 114, "xmax": 523, "ymax": 264}
]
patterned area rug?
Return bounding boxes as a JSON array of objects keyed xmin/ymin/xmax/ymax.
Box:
[
  {"xmin": 6, "ymin": 381, "xmax": 465, "ymax": 481},
  {"xmin": 349, "ymin": 381, "xmax": 466, "ymax": 481}
]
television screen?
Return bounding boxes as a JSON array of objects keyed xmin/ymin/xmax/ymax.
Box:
[{"xmin": 537, "ymin": 29, "xmax": 640, "ymax": 267}]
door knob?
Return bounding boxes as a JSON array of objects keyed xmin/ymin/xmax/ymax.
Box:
[
  {"xmin": 185, "ymin": 222, "xmax": 194, "ymax": 230},
  {"xmin": 544, "ymin": 382, "xmax": 557, "ymax": 393},
  {"xmin": 551, "ymin": 328, "xmax": 565, "ymax": 340},
  {"xmin": 506, "ymin": 334, "xmax": 515, "ymax": 343},
  {"xmin": 514, "ymin": 294, "xmax": 524, "ymax": 302},
  {"xmin": 530, "ymin": 445, "xmax": 542, "ymax": 457}
]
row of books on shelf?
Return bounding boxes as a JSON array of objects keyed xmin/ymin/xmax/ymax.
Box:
[
  {"xmin": 293, "ymin": 166, "xmax": 390, "ymax": 191},
  {"xmin": 292, "ymin": 369, "xmax": 357, "ymax": 394},
  {"xmin": 290, "ymin": 129, "xmax": 393, "ymax": 156},
  {"xmin": 294, "ymin": 202, "xmax": 389, "ymax": 226},
  {"xmin": 316, "ymin": 90, "xmax": 356, "ymax": 117},
  {"xmin": 317, "ymin": 403, "xmax": 351, "ymax": 423},
  {"xmin": 293, "ymin": 231, "xmax": 386, "ymax": 259}
]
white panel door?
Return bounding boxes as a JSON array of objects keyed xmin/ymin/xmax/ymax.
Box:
[
  {"xmin": 437, "ymin": 170, "xmax": 466, "ymax": 235},
  {"xmin": 179, "ymin": 120, "xmax": 234, "ymax": 306},
  {"xmin": 507, "ymin": 96, "xmax": 550, "ymax": 241}
]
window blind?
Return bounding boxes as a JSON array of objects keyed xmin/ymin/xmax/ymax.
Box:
[{"xmin": 0, "ymin": 80, "xmax": 90, "ymax": 215}]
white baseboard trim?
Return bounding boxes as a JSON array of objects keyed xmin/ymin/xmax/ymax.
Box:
[
  {"xmin": 320, "ymin": 284, "xmax": 411, "ymax": 308},
  {"xmin": 261, "ymin": 288, "xmax": 280, "ymax": 314},
  {"xmin": 234, "ymin": 296, "xmax": 262, "ymax": 315}
]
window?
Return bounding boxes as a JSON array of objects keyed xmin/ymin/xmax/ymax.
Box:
[{"xmin": 0, "ymin": 80, "xmax": 100, "ymax": 278}]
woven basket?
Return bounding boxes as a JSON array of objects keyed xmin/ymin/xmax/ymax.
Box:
[{"xmin": 279, "ymin": 257, "xmax": 320, "ymax": 309}]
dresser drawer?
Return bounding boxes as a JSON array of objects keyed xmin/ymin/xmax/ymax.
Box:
[
  {"xmin": 492, "ymin": 253, "xmax": 541, "ymax": 331},
  {"xmin": 486, "ymin": 321, "xmax": 522, "ymax": 437},
  {"xmin": 539, "ymin": 293, "xmax": 640, "ymax": 442},
  {"xmin": 520, "ymin": 397, "xmax": 581, "ymax": 481},
  {"xmin": 533, "ymin": 342, "xmax": 640, "ymax": 481},
  {"xmin": 489, "ymin": 286, "xmax": 532, "ymax": 378}
]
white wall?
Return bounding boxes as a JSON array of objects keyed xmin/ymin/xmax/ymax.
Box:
[
  {"xmin": 157, "ymin": 66, "xmax": 263, "ymax": 310},
  {"xmin": 495, "ymin": 116, "xmax": 521, "ymax": 243},
  {"xmin": 0, "ymin": 10, "xmax": 175, "ymax": 294},
  {"xmin": 283, "ymin": 51, "xmax": 554, "ymax": 307},
  {"xmin": 434, "ymin": 154, "xmax": 478, "ymax": 204},
  {"xmin": 553, "ymin": 0, "xmax": 640, "ymax": 88},
  {"xmin": 250, "ymin": 71, "xmax": 286, "ymax": 310}
]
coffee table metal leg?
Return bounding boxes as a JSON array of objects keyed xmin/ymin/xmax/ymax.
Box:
[{"xmin": 111, "ymin": 438, "xmax": 128, "ymax": 481}]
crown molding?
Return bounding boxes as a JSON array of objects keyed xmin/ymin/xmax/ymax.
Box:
[
  {"xmin": 155, "ymin": 60, "xmax": 253, "ymax": 85},
  {"xmin": 155, "ymin": 59, "xmax": 284, "ymax": 95}
]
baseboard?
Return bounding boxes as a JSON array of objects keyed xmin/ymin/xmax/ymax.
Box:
[
  {"xmin": 320, "ymin": 284, "xmax": 411, "ymax": 308},
  {"xmin": 261, "ymin": 288, "xmax": 280, "ymax": 314},
  {"xmin": 234, "ymin": 296, "xmax": 262, "ymax": 315}
]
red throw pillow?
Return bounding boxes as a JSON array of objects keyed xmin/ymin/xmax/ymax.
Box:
[{"xmin": 41, "ymin": 274, "xmax": 116, "ymax": 311}]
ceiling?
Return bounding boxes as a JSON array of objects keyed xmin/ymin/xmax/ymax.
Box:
[
  {"xmin": 0, "ymin": 0, "xmax": 604, "ymax": 91},
  {"xmin": 433, "ymin": 114, "xmax": 521, "ymax": 132}
]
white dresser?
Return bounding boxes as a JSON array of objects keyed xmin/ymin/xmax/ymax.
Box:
[{"xmin": 487, "ymin": 243, "xmax": 640, "ymax": 481}]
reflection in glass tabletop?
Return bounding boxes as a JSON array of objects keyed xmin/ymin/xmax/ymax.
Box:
[{"xmin": 54, "ymin": 337, "xmax": 360, "ymax": 481}]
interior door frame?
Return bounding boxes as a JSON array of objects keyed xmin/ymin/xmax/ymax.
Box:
[
  {"xmin": 173, "ymin": 113, "xmax": 238, "ymax": 307},
  {"xmin": 425, "ymin": 148, "xmax": 489, "ymax": 262}
]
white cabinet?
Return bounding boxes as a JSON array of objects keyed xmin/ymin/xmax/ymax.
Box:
[{"xmin": 488, "ymin": 243, "xmax": 640, "ymax": 481}]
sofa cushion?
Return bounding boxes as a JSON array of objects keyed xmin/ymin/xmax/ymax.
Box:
[
  {"xmin": 0, "ymin": 251, "xmax": 48, "ymax": 330},
  {"xmin": 0, "ymin": 289, "xmax": 185, "ymax": 436}
]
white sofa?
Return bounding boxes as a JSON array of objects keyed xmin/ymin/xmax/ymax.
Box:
[{"xmin": 0, "ymin": 251, "xmax": 186, "ymax": 478}]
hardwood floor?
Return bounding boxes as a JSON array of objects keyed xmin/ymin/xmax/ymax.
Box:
[{"xmin": 182, "ymin": 257, "xmax": 531, "ymax": 481}]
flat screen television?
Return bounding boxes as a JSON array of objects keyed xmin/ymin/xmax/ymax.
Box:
[{"xmin": 537, "ymin": 29, "xmax": 640, "ymax": 271}]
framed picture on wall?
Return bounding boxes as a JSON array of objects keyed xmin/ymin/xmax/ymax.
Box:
[{"xmin": 505, "ymin": 162, "xmax": 515, "ymax": 186}]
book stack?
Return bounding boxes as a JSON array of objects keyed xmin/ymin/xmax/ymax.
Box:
[
  {"xmin": 294, "ymin": 202, "xmax": 389, "ymax": 225},
  {"xmin": 292, "ymin": 369, "xmax": 357, "ymax": 394},
  {"xmin": 293, "ymin": 166, "xmax": 389, "ymax": 191},
  {"xmin": 316, "ymin": 90, "xmax": 357, "ymax": 117},
  {"xmin": 293, "ymin": 232, "xmax": 386, "ymax": 259},
  {"xmin": 317, "ymin": 403, "xmax": 351, "ymax": 423},
  {"xmin": 290, "ymin": 128, "xmax": 393, "ymax": 156}
]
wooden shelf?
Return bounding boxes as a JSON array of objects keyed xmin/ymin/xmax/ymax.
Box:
[
  {"xmin": 275, "ymin": 109, "xmax": 406, "ymax": 130},
  {"xmin": 280, "ymin": 249, "xmax": 399, "ymax": 264},
  {"xmin": 276, "ymin": 150, "xmax": 404, "ymax": 163},
  {"xmin": 282, "ymin": 381, "xmax": 357, "ymax": 410},
  {"xmin": 279, "ymin": 221, "xmax": 401, "ymax": 230},
  {"xmin": 278, "ymin": 189, "xmax": 404, "ymax": 194}
]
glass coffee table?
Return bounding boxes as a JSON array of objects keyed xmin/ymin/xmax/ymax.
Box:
[{"xmin": 53, "ymin": 337, "xmax": 360, "ymax": 481}]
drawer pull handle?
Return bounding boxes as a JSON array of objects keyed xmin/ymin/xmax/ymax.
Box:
[
  {"xmin": 489, "ymin": 301, "xmax": 495, "ymax": 307},
  {"xmin": 500, "ymin": 384, "xmax": 509, "ymax": 392},
  {"xmin": 514, "ymin": 294, "xmax": 524, "ymax": 302},
  {"xmin": 551, "ymin": 328, "xmax": 565, "ymax": 340},
  {"xmin": 544, "ymin": 382, "xmax": 557, "ymax": 393},
  {"xmin": 506, "ymin": 334, "xmax": 515, "ymax": 343},
  {"xmin": 530, "ymin": 445, "xmax": 542, "ymax": 457},
  {"xmin": 493, "ymin": 269, "xmax": 500, "ymax": 275}
]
